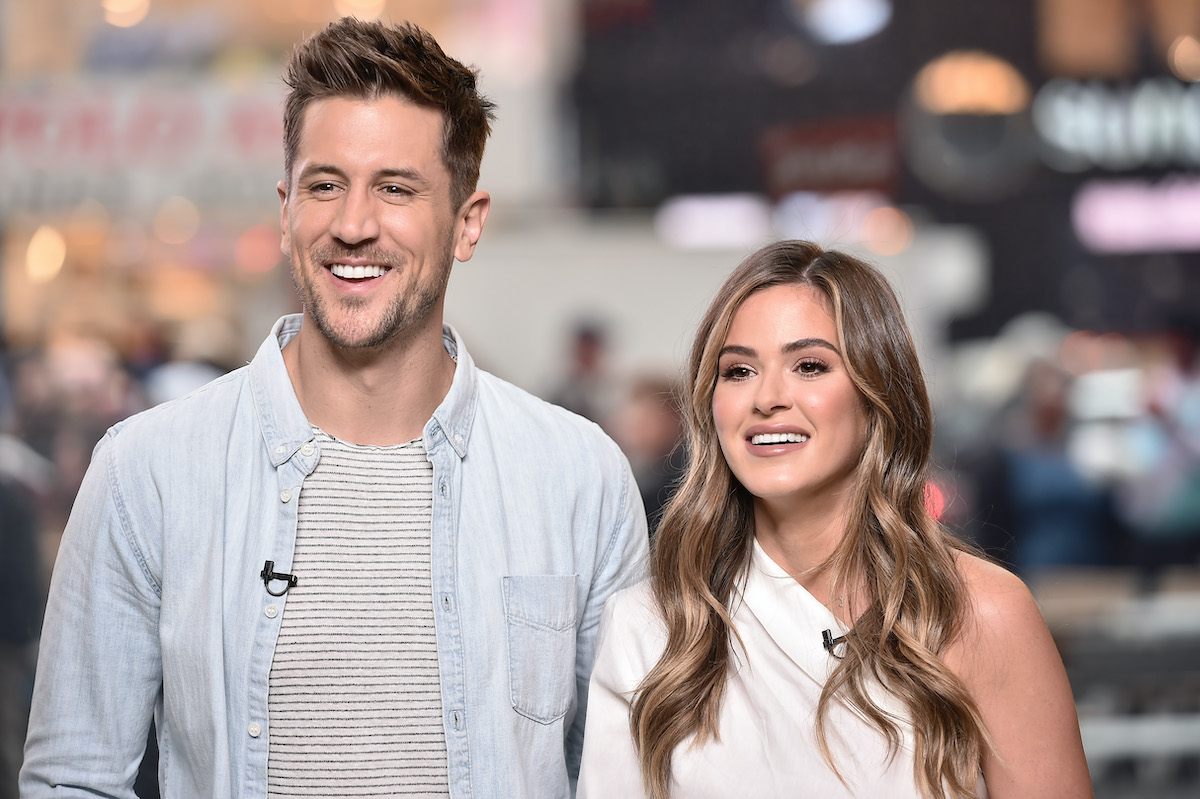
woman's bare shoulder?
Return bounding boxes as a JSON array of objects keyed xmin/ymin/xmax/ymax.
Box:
[
  {"xmin": 954, "ymin": 552, "xmax": 1042, "ymax": 631},
  {"xmin": 947, "ymin": 552, "xmax": 1094, "ymax": 798},
  {"xmin": 944, "ymin": 551, "xmax": 1054, "ymax": 688}
]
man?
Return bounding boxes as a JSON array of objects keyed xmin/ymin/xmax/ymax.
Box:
[{"xmin": 21, "ymin": 17, "xmax": 647, "ymax": 799}]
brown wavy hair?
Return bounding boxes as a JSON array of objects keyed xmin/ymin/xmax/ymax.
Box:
[
  {"xmin": 282, "ymin": 16, "xmax": 496, "ymax": 210},
  {"xmin": 631, "ymin": 240, "xmax": 992, "ymax": 799}
]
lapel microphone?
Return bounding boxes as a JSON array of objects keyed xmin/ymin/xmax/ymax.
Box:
[
  {"xmin": 261, "ymin": 560, "xmax": 298, "ymax": 597},
  {"xmin": 822, "ymin": 629, "xmax": 847, "ymax": 658}
]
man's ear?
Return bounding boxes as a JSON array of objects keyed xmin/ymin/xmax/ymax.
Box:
[
  {"xmin": 277, "ymin": 180, "xmax": 290, "ymax": 256},
  {"xmin": 452, "ymin": 190, "xmax": 491, "ymax": 263}
]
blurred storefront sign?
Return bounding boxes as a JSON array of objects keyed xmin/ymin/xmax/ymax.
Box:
[
  {"xmin": 759, "ymin": 115, "xmax": 897, "ymax": 198},
  {"xmin": 1033, "ymin": 77, "xmax": 1200, "ymax": 172},
  {"xmin": 1072, "ymin": 176, "xmax": 1200, "ymax": 254},
  {"xmin": 0, "ymin": 78, "xmax": 284, "ymax": 215}
]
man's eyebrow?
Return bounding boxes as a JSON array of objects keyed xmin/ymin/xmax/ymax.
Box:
[
  {"xmin": 295, "ymin": 165, "xmax": 429, "ymax": 185},
  {"xmin": 296, "ymin": 163, "xmax": 347, "ymax": 182},
  {"xmin": 374, "ymin": 167, "xmax": 428, "ymax": 185}
]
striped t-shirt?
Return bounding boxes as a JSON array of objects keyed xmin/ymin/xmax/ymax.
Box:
[{"xmin": 266, "ymin": 430, "xmax": 449, "ymax": 798}]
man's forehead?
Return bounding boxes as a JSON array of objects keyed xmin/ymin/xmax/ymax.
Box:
[
  {"xmin": 291, "ymin": 95, "xmax": 449, "ymax": 176},
  {"xmin": 299, "ymin": 93, "xmax": 446, "ymax": 138}
]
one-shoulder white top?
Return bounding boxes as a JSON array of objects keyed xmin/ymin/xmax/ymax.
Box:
[{"xmin": 577, "ymin": 538, "xmax": 988, "ymax": 798}]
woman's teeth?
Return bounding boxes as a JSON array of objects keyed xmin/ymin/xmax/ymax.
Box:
[{"xmin": 751, "ymin": 432, "xmax": 809, "ymax": 445}]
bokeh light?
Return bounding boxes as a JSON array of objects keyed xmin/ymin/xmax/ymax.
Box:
[
  {"xmin": 26, "ymin": 225, "xmax": 67, "ymax": 284},
  {"xmin": 103, "ymin": 0, "xmax": 151, "ymax": 28},
  {"xmin": 913, "ymin": 50, "xmax": 1031, "ymax": 115},
  {"xmin": 154, "ymin": 196, "xmax": 202, "ymax": 245}
]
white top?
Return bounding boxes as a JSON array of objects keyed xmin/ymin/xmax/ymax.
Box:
[{"xmin": 578, "ymin": 538, "xmax": 987, "ymax": 798}]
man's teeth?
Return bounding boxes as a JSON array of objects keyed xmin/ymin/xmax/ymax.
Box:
[
  {"xmin": 330, "ymin": 264, "xmax": 387, "ymax": 279},
  {"xmin": 751, "ymin": 432, "xmax": 809, "ymax": 445}
]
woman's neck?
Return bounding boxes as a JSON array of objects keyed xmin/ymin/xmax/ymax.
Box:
[{"xmin": 753, "ymin": 490, "xmax": 862, "ymax": 619}]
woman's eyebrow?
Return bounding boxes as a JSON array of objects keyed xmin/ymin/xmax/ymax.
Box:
[
  {"xmin": 718, "ymin": 344, "xmax": 756, "ymax": 358},
  {"xmin": 782, "ymin": 337, "xmax": 839, "ymax": 354}
]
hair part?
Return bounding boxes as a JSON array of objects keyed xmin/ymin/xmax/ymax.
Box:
[
  {"xmin": 282, "ymin": 16, "xmax": 496, "ymax": 211},
  {"xmin": 631, "ymin": 240, "xmax": 992, "ymax": 799}
]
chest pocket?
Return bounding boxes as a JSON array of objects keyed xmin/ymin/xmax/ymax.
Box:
[{"xmin": 502, "ymin": 574, "xmax": 578, "ymax": 724}]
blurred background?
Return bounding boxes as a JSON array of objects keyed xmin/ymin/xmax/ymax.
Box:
[{"xmin": 2, "ymin": 0, "xmax": 1199, "ymax": 796}]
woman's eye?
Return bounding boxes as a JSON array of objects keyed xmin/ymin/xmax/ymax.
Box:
[
  {"xmin": 720, "ymin": 366, "xmax": 752, "ymax": 380},
  {"xmin": 798, "ymin": 360, "xmax": 827, "ymax": 375}
]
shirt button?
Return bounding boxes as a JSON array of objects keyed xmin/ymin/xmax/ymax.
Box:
[
  {"xmin": 453, "ymin": 434, "xmax": 464, "ymax": 446},
  {"xmin": 280, "ymin": 489, "xmax": 292, "ymax": 503},
  {"xmin": 301, "ymin": 443, "xmax": 315, "ymax": 457},
  {"xmin": 265, "ymin": 605, "xmax": 278, "ymax": 619},
  {"xmin": 274, "ymin": 445, "xmax": 286, "ymax": 456},
  {"xmin": 248, "ymin": 723, "xmax": 262, "ymax": 738}
]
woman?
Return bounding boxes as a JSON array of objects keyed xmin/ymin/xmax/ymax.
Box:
[{"xmin": 577, "ymin": 241, "xmax": 1092, "ymax": 799}]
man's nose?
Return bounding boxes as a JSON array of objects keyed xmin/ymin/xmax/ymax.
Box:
[{"xmin": 329, "ymin": 187, "xmax": 381, "ymax": 245}]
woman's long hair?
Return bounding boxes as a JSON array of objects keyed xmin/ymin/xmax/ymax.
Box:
[{"xmin": 630, "ymin": 240, "xmax": 992, "ymax": 799}]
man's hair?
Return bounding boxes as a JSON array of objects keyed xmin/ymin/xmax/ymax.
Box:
[{"xmin": 282, "ymin": 16, "xmax": 496, "ymax": 210}]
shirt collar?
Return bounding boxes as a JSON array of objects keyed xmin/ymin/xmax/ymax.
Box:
[
  {"xmin": 248, "ymin": 314, "xmax": 478, "ymax": 466},
  {"xmin": 426, "ymin": 324, "xmax": 477, "ymax": 459},
  {"xmin": 249, "ymin": 314, "xmax": 312, "ymax": 467}
]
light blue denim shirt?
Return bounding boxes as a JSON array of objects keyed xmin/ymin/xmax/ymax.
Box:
[{"xmin": 21, "ymin": 314, "xmax": 649, "ymax": 799}]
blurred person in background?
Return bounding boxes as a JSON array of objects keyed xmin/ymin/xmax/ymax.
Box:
[
  {"xmin": 546, "ymin": 319, "xmax": 618, "ymax": 427},
  {"xmin": 21, "ymin": 17, "xmax": 647, "ymax": 799},
  {"xmin": 578, "ymin": 241, "xmax": 1092, "ymax": 799},
  {"xmin": 8, "ymin": 338, "xmax": 146, "ymax": 530},
  {"xmin": 607, "ymin": 374, "xmax": 684, "ymax": 538},
  {"xmin": 1117, "ymin": 318, "xmax": 1200, "ymax": 582},
  {"xmin": 0, "ymin": 476, "xmax": 42, "ymax": 799},
  {"xmin": 0, "ymin": 349, "xmax": 45, "ymax": 799},
  {"xmin": 971, "ymin": 357, "xmax": 1122, "ymax": 577},
  {"xmin": 142, "ymin": 317, "xmax": 239, "ymax": 406}
]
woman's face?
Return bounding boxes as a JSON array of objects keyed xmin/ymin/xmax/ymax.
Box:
[{"xmin": 712, "ymin": 284, "xmax": 868, "ymax": 510}]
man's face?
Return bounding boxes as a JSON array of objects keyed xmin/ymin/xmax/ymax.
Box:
[{"xmin": 279, "ymin": 95, "xmax": 477, "ymax": 351}]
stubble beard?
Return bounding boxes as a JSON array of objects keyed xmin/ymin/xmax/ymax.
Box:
[{"xmin": 290, "ymin": 241, "xmax": 455, "ymax": 352}]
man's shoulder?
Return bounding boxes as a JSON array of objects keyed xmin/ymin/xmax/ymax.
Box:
[{"xmin": 108, "ymin": 365, "xmax": 251, "ymax": 445}]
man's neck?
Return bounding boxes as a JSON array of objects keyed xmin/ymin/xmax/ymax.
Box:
[{"xmin": 282, "ymin": 317, "xmax": 456, "ymax": 446}]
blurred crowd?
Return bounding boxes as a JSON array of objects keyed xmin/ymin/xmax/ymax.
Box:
[
  {"xmin": 950, "ymin": 319, "xmax": 1200, "ymax": 587},
  {"xmin": 2, "ymin": 312, "xmax": 1200, "ymax": 797}
]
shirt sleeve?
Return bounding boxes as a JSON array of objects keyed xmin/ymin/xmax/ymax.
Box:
[
  {"xmin": 20, "ymin": 432, "xmax": 164, "ymax": 798},
  {"xmin": 565, "ymin": 451, "xmax": 649, "ymax": 783},
  {"xmin": 577, "ymin": 587, "xmax": 662, "ymax": 799}
]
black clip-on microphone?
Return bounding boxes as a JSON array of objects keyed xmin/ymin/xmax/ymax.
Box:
[
  {"xmin": 261, "ymin": 560, "xmax": 298, "ymax": 597},
  {"xmin": 822, "ymin": 629, "xmax": 847, "ymax": 657}
]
